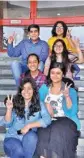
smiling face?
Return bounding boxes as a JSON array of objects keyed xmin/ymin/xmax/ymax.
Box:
[
  {"xmin": 50, "ymin": 67, "xmax": 63, "ymax": 83},
  {"xmin": 21, "ymin": 82, "xmax": 33, "ymax": 101},
  {"xmin": 56, "ymin": 23, "xmax": 64, "ymax": 36},
  {"xmin": 28, "ymin": 28, "xmax": 39, "ymax": 42},
  {"xmin": 54, "ymin": 41, "xmax": 63, "ymax": 54},
  {"xmin": 27, "ymin": 55, "xmax": 39, "ymax": 72}
]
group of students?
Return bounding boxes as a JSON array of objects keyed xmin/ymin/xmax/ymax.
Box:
[{"xmin": 0, "ymin": 21, "xmax": 83, "ymax": 158}]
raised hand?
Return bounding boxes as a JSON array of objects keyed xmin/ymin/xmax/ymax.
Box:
[
  {"xmin": 62, "ymin": 83, "xmax": 72, "ymax": 98},
  {"xmin": 66, "ymin": 29, "xmax": 72, "ymax": 39},
  {"xmin": 8, "ymin": 32, "xmax": 16, "ymax": 44},
  {"xmin": 6, "ymin": 95, "xmax": 13, "ymax": 110},
  {"xmin": 72, "ymin": 37, "xmax": 80, "ymax": 48}
]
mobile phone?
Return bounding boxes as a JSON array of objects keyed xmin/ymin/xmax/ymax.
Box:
[{"xmin": 17, "ymin": 130, "xmax": 22, "ymax": 135}]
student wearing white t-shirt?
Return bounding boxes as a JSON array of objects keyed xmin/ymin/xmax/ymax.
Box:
[{"xmin": 36, "ymin": 62, "xmax": 80, "ymax": 158}]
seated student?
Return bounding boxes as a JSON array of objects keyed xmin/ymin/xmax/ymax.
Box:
[
  {"xmin": 48, "ymin": 20, "xmax": 79, "ymax": 54},
  {"xmin": 47, "ymin": 21, "xmax": 84, "ymax": 80},
  {"xmin": 0, "ymin": 78, "xmax": 51, "ymax": 158},
  {"xmin": 20, "ymin": 53, "xmax": 47, "ymax": 89},
  {"xmin": 7, "ymin": 24, "xmax": 49, "ymax": 86},
  {"xmin": 36, "ymin": 62, "xmax": 80, "ymax": 158},
  {"xmin": 44, "ymin": 39, "xmax": 83, "ymax": 80}
]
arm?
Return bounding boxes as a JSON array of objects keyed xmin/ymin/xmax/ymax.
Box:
[
  {"xmin": 7, "ymin": 37, "xmax": 23, "ymax": 57},
  {"xmin": 45, "ymin": 103, "xmax": 54, "ymax": 117},
  {"xmin": 21, "ymin": 102, "xmax": 51, "ymax": 134},
  {"xmin": 73, "ymin": 39, "xmax": 84, "ymax": 63},
  {"xmin": 44, "ymin": 57, "xmax": 51, "ymax": 76},
  {"xmin": 0, "ymin": 96, "xmax": 14, "ymax": 127},
  {"xmin": 63, "ymin": 88, "xmax": 78, "ymax": 116},
  {"xmin": 40, "ymin": 42, "xmax": 49, "ymax": 63}
]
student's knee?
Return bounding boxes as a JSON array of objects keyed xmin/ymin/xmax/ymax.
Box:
[
  {"xmin": 23, "ymin": 131, "xmax": 38, "ymax": 145},
  {"xmin": 4, "ymin": 138, "xmax": 24, "ymax": 157},
  {"xmin": 11, "ymin": 60, "xmax": 20, "ymax": 69}
]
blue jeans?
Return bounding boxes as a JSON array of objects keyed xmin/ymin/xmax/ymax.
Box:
[
  {"xmin": 11, "ymin": 61, "xmax": 44, "ymax": 86},
  {"xmin": 73, "ymin": 64, "xmax": 80, "ymax": 80},
  {"xmin": 4, "ymin": 131, "xmax": 38, "ymax": 158}
]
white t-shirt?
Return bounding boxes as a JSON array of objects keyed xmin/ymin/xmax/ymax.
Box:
[{"xmin": 45, "ymin": 92, "xmax": 65, "ymax": 117}]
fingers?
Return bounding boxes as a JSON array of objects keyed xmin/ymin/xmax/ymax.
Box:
[
  {"xmin": 7, "ymin": 95, "xmax": 10, "ymax": 100},
  {"xmin": 12, "ymin": 31, "xmax": 17, "ymax": 39},
  {"xmin": 7, "ymin": 95, "xmax": 13, "ymax": 102},
  {"xmin": 65, "ymin": 82, "xmax": 72, "ymax": 89},
  {"xmin": 11, "ymin": 95, "xmax": 13, "ymax": 102},
  {"xmin": 68, "ymin": 83, "xmax": 72, "ymax": 88}
]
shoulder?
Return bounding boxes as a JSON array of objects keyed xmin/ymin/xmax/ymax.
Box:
[
  {"xmin": 39, "ymin": 83, "xmax": 48, "ymax": 91},
  {"xmin": 62, "ymin": 37, "xmax": 69, "ymax": 43},
  {"xmin": 39, "ymin": 71, "xmax": 46, "ymax": 77},
  {"xmin": 39, "ymin": 39, "xmax": 49, "ymax": 47},
  {"xmin": 48, "ymin": 37, "xmax": 56, "ymax": 42},
  {"xmin": 21, "ymin": 38, "xmax": 30, "ymax": 43}
]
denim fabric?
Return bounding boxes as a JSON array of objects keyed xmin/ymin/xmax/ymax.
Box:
[
  {"xmin": 4, "ymin": 130, "xmax": 38, "ymax": 158},
  {"xmin": 0, "ymin": 102, "xmax": 51, "ymax": 139}
]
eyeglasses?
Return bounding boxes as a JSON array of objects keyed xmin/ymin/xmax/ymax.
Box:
[
  {"xmin": 56, "ymin": 26, "xmax": 63, "ymax": 29},
  {"xmin": 54, "ymin": 44, "xmax": 63, "ymax": 48}
]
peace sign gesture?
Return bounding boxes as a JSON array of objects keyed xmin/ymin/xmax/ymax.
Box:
[
  {"xmin": 62, "ymin": 83, "xmax": 72, "ymax": 98},
  {"xmin": 66, "ymin": 29, "xmax": 72, "ymax": 39},
  {"xmin": 6, "ymin": 95, "xmax": 13, "ymax": 110},
  {"xmin": 8, "ymin": 32, "xmax": 17, "ymax": 44}
]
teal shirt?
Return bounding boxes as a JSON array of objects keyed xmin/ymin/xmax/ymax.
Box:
[{"xmin": 39, "ymin": 84, "xmax": 81, "ymax": 130}]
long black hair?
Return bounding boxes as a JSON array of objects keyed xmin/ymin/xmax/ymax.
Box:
[
  {"xmin": 52, "ymin": 21, "xmax": 68, "ymax": 37},
  {"xmin": 51, "ymin": 39, "xmax": 73, "ymax": 73},
  {"xmin": 4, "ymin": 78, "xmax": 41, "ymax": 118}
]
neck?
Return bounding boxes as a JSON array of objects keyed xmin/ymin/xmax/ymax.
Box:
[
  {"xmin": 56, "ymin": 54, "xmax": 62, "ymax": 62},
  {"xmin": 52, "ymin": 81, "xmax": 62, "ymax": 88},
  {"xmin": 51, "ymin": 82, "xmax": 62, "ymax": 94},
  {"xmin": 57, "ymin": 34, "xmax": 63, "ymax": 38},
  {"xmin": 30, "ymin": 70, "xmax": 39, "ymax": 78},
  {"xmin": 32, "ymin": 38, "xmax": 39, "ymax": 44},
  {"xmin": 25, "ymin": 99, "xmax": 31, "ymax": 107}
]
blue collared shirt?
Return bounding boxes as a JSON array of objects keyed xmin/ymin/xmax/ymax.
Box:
[{"xmin": 7, "ymin": 38, "xmax": 49, "ymax": 64}]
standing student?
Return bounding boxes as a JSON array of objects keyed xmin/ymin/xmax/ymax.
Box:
[
  {"xmin": 7, "ymin": 24, "xmax": 49, "ymax": 86},
  {"xmin": 0, "ymin": 78, "xmax": 51, "ymax": 158}
]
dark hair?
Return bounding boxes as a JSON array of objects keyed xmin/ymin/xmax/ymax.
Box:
[
  {"xmin": 24, "ymin": 53, "xmax": 40, "ymax": 77},
  {"xmin": 27, "ymin": 53, "xmax": 40, "ymax": 64},
  {"xmin": 47, "ymin": 62, "xmax": 66, "ymax": 85},
  {"xmin": 52, "ymin": 21, "xmax": 68, "ymax": 37},
  {"xmin": 4, "ymin": 78, "xmax": 41, "ymax": 118},
  {"xmin": 28, "ymin": 24, "xmax": 40, "ymax": 32},
  {"xmin": 51, "ymin": 39, "xmax": 72, "ymax": 73}
]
